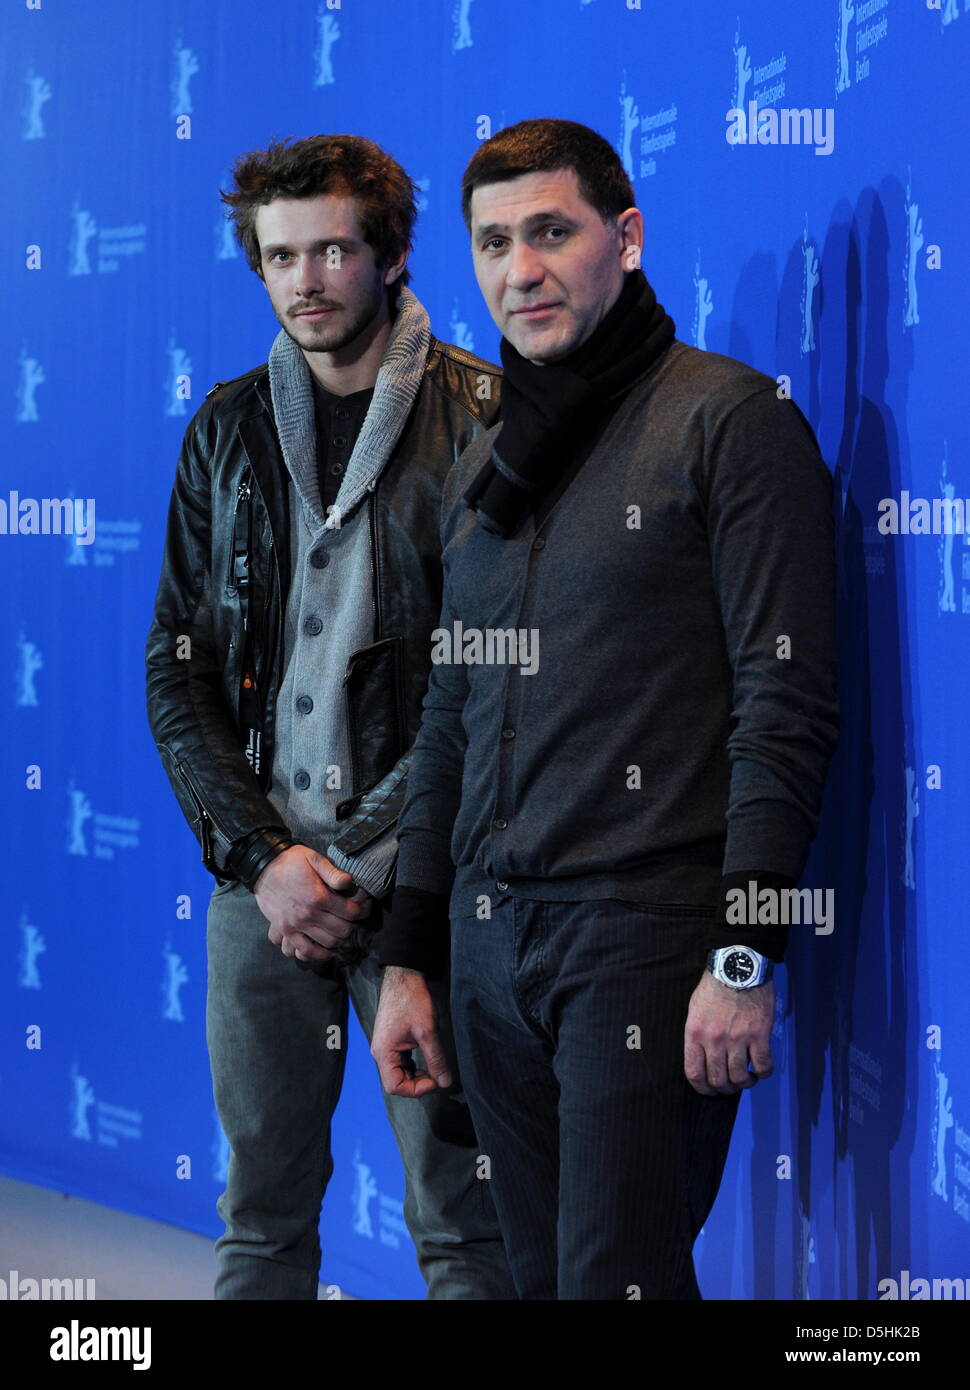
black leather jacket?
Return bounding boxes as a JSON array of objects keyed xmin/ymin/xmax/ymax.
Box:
[{"xmin": 145, "ymin": 336, "xmax": 500, "ymax": 883}]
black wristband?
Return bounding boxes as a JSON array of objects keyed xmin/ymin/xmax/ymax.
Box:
[
  {"xmin": 227, "ymin": 827, "xmax": 296, "ymax": 892},
  {"xmin": 376, "ymin": 886, "xmax": 450, "ymax": 980}
]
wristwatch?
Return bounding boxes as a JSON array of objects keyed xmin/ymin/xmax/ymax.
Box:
[{"xmin": 707, "ymin": 945, "xmax": 773, "ymax": 990}]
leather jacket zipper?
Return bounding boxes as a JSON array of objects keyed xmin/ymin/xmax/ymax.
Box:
[
  {"xmin": 228, "ymin": 476, "xmax": 252, "ymax": 596},
  {"xmin": 241, "ymin": 465, "xmax": 283, "ymax": 698},
  {"xmin": 176, "ymin": 761, "xmax": 230, "ymax": 874}
]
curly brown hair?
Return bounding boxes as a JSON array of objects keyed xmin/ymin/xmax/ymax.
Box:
[{"xmin": 221, "ymin": 134, "xmax": 416, "ymax": 285}]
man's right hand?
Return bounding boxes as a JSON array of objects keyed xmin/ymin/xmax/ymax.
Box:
[
  {"xmin": 254, "ymin": 845, "xmax": 371, "ymax": 962},
  {"xmin": 371, "ymin": 965, "xmax": 453, "ymax": 1097}
]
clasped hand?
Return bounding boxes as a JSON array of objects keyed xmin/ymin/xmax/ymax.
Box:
[{"xmin": 254, "ymin": 845, "xmax": 372, "ymax": 962}]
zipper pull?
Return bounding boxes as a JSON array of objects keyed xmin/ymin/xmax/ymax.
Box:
[{"xmin": 229, "ymin": 472, "xmax": 253, "ymax": 592}]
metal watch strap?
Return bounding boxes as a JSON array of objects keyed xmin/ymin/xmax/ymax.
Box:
[{"xmin": 707, "ymin": 946, "xmax": 773, "ymax": 989}]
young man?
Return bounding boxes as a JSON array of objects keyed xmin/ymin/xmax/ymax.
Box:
[
  {"xmin": 145, "ymin": 135, "xmax": 512, "ymax": 1300},
  {"xmin": 370, "ymin": 119, "xmax": 839, "ymax": 1300}
]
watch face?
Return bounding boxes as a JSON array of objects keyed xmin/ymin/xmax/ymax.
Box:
[{"xmin": 723, "ymin": 950, "xmax": 756, "ymax": 985}]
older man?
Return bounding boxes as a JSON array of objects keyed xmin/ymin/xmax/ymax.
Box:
[{"xmin": 370, "ymin": 118, "xmax": 838, "ymax": 1300}]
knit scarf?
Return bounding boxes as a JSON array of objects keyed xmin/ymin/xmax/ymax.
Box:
[
  {"xmin": 464, "ymin": 268, "xmax": 676, "ymax": 537},
  {"xmin": 268, "ymin": 286, "xmax": 432, "ymax": 530}
]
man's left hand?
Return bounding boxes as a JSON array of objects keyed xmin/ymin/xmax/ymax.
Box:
[
  {"xmin": 684, "ymin": 972, "xmax": 774, "ymax": 1096},
  {"xmin": 371, "ymin": 966, "xmax": 453, "ymax": 1097}
]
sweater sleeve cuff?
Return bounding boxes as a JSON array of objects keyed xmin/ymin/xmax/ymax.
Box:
[
  {"xmin": 702, "ymin": 870, "xmax": 797, "ymax": 963},
  {"xmin": 376, "ymin": 887, "xmax": 450, "ymax": 980}
]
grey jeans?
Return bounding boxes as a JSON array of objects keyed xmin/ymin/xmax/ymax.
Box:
[{"xmin": 205, "ymin": 879, "xmax": 514, "ymax": 1300}]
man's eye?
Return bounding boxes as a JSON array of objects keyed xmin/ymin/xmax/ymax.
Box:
[
  {"xmin": 544, "ymin": 227, "xmax": 567, "ymax": 241},
  {"xmin": 483, "ymin": 238, "xmax": 505, "ymax": 253}
]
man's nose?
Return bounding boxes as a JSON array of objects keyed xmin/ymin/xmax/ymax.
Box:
[
  {"xmin": 505, "ymin": 239, "xmax": 544, "ymax": 291},
  {"xmin": 295, "ymin": 254, "xmax": 327, "ymax": 298}
]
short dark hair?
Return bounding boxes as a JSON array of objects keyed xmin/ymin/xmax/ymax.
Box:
[
  {"xmin": 460, "ymin": 118, "xmax": 635, "ymax": 231},
  {"xmin": 221, "ymin": 134, "xmax": 416, "ymax": 285}
]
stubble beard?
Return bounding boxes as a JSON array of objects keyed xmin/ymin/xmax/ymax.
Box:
[{"xmin": 278, "ymin": 282, "xmax": 385, "ymax": 358}]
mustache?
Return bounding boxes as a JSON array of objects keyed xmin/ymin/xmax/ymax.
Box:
[{"xmin": 290, "ymin": 299, "xmax": 342, "ymax": 313}]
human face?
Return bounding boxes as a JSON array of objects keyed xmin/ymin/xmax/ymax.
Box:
[
  {"xmin": 255, "ymin": 193, "xmax": 403, "ymax": 358},
  {"xmin": 470, "ymin": 167, "xmax": 643, "ymax": 364}
]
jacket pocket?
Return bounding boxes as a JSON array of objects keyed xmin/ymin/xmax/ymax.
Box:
[{"xmin": 343, "ymin": 636, "xmax": 407, "ymax": 799}]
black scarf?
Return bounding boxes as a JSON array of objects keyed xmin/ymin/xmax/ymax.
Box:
[{"xmin": 464, "ymin": 268, "xmax": 676, "ymax": 537}]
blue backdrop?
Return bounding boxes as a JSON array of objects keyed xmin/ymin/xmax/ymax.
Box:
[{"xmin": 2, "ymin": 0, "xmax": 968, "ymax": 1301}]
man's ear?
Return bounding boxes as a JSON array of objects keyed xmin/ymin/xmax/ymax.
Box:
[
  {"xmin": 382, "ymin": 246, "xmax": 409, "ymax": 286},
  {"xmin": 617, "ymin": 206, "xmax": 645, "ymax": 272}
]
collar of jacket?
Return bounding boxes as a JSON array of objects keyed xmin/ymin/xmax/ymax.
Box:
[{"xmin": 266, "ymin": 287, "xmax": 432, "ymax": 531}]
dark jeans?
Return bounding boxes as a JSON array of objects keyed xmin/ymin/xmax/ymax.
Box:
[
  {"xmin": 449, "ymin": 897, "xmax": 742, "ymax": 1300},
  {"xmin": 206, "ymin": 879, "xmax": 514, "ymax": 1300}
]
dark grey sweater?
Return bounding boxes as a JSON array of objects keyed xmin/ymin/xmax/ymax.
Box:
[{"xmin": 392, "ymin": 340, "xmax": 839, "ymax": 953}]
